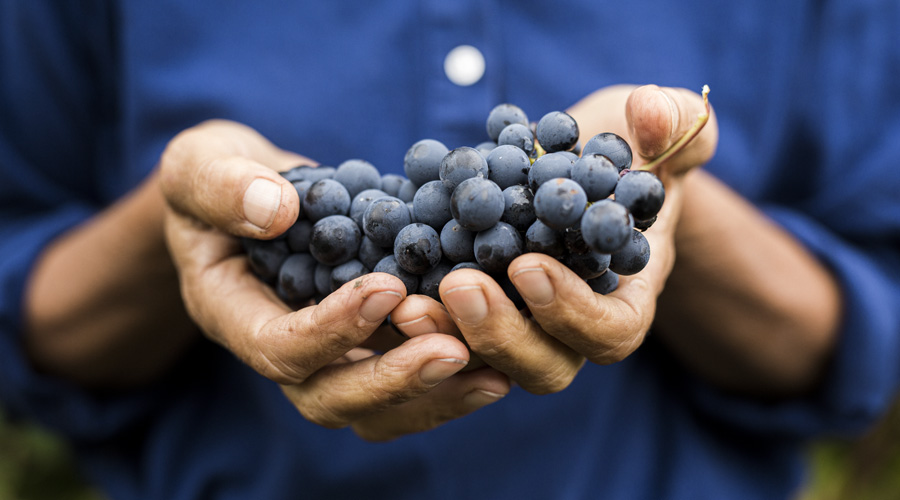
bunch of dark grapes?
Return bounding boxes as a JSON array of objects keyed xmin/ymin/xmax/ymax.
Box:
[{"xmin": 242, "ymin": 104, "xmax": 665, "ymax": 309}]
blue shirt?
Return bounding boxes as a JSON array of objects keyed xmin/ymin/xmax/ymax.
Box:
[{"xmin": 2, "ymin": 1, "xmax": 900, "ymax": 499}]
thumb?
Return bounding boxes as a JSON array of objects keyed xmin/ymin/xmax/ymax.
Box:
[
  {"xmin": 626, "ymin": 85, "xmax": 718, "ymax": 176},
  {"xmin": 159, "ymin": 121, "xmax": 301, "ymax": 239}
]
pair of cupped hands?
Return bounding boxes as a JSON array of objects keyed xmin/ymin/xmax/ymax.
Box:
[{"xmin": 160, "ymin": 84, "xmax": 717, "ymax": 441}]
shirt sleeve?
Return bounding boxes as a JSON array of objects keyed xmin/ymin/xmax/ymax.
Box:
[
  {"xmin": 685, "ymin": 0, "xmax": 900, "ymax": 439},
  {"xmin": 0, "ymin": 1, "xmax": 163, "ymax": 442}
]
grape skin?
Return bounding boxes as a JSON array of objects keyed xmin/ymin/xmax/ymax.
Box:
[
  {"xmin": 412, "ymin": 180, "xmax": 454, "ymax": 231},
  {"xmin": 474, "ymin": 222, "xmax": 523, "ymax": 273},
  {"xmin": 614, "ymin": 170, "xmax": 665, "ymax": 221},
  {"xmin": 487, "ymin": 144, "xmax": 531, "ymax": 190},
  {"xmin": 439, "ymin": 146, "xmax": 489, "ymax": 192},
  {"xmin": 533, "ymin": 178, "xmax": 588, "ymax": 231},
  {"xmin": 580, "ymin": 200, "xmax": 633, "ymax": 254},
  {"xmin": 440, "ymin": 219, "xmax": 477, "ymax": 263},
  {"xmin": 608, "ymin": 229, "xmax": 651, "ymax": 275},
  {"xmin": 373, "ymin": 255, "xmax": 419, "ymax": 295},
  {"xmin": 303, "ymin": 179, "xmax": 351, "ymax": 222},
  {"xmin": 404, "ymin": 139, "xmax": 449, "ymax": 187},
  {"xmin": 536, "ymin": 111, "xmax": 579, "ymax": 153},
  {"xmin": 449, "ymin": 177, "xmax": 505, "ymax": 232},
  {"xmin": 486, "ymin": 103, "xmax": 529, "ymax": 142},
  {"xmin": 309, "ymin": 215, "xmax": 361, "ymax": 266},
  {"xmin": 334, "ymin": 159, "xmax": 382, "ymax": 197},
  {"xmin": 582, "ymin": 133, "xmax": 633, "ymax": 172},
  {"xmin": 497, "ymin": 123, "xmax": 535, "ymax": 155},
  {"xmin": 571, "ymin": 154, "xmax": 618, "ymax": 202},
  {"xmin": 362, "ymin": 196, "xmax": 412, "ymax": 247},
  {"xmin": 393, "ymin": 223, "xmax": 442, "ymax": 275}
]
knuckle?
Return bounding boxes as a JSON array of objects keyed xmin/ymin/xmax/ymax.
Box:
[{"xmin": 523, "ymin": 359, "xmax": 580, "ymax": 395}]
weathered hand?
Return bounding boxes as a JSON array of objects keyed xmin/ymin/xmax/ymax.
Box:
[{"xmin": 160, "ymin": 120, "xmax": 508, "ymax": 441}]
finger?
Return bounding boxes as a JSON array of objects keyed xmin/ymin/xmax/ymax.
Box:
[
  {"xmin": 626, "ymin": 84, "xmax": 718, "ymax": 175},
  {"xmin": 507, "ymin": 253, "xmax": 655, "ymax": 365},
  {"xmin": 439, "ymin": 270, "xmax": 585, "ymax": 395},
  {"xmin": 159, "ymin": 120, "xmax": 304, "ymax": 239},
  {"xmin": 389, "ymin": 294, "xmax": 460, "ymax": 338},
  {"xmin": 389, "ymin": 293, "xmax": 488, "ymax": 371},
  {"xmin": 350, "ymin": 367, "xmax": 511, "ymax": 442},
  {"xmin": 280, "ymin": 333, "xmax": 472, "ymax": 429}
]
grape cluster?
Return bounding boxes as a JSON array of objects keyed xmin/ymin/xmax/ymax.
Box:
[{"xmin": 243, "ymin": 104, "xmax": 664, "ymax": 309}]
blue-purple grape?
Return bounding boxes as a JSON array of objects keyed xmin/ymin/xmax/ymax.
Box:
[
  {"xmin": 487, "ymin": 144, "xmax": 530, "ymax": 189},
  {"xmin": 501, "ymin": 184, "xmax": 536, "ymax": 232},
  {"xmin": 565, "ymin": 251, "xmax": 611, "ymax": 280},
  {"xmin": 303, "ymin": 179, "xmax": 351, "ymax": 222},
  {"xmin": 614, "ymin": 170, "xmax": 665, "ymax": 221},
  {"xmin": 397, "ymin": 179, "xmax": 417, "ymax": 203},
  {"xmin": 533, "ymin": 178, "xmax": 587, "ymax": 231},
  {"xmin": 582, "ymin": 133, "xmax": 632, "ymax": 172},
  {"xmin": 474, "ymin": 222, "xmax": 524, "ymax": 273},
  {"xmin": 497, "ymin": 123, "xmax": 534, "ymax": 155},
  {"xmin": 404, "ymin": 139, "xmax": 449, "ymax": 187},
  {"xmin": 528, "ymin": 152, "xmax": 574, "ymax": 191},
  {"xmin": 571, "ymin": 154, "xmax": 618, "ymax": 202},
  {"xmin": 277, "ymin": 253, "xmax": 318, "ymax": 306},
  {"xmin": 525, "ymin": 219, "xmax": 566, "ymax": 258},
  {"xmin": 440, "ymin": 146, "xmax": 489, "ymax": 192},
  {"xmin": 580, "ymin": 199, "xmax": 633, "ymax": 254},
  {"xmin": 412, "ymin": 180, "xmax": 453, "ymax": 231},
  {"xmin": 380, "ymin": 174, "xmax": 405, "ymax": 197},
  {"xmin": 486, "ymin": 103, "xmax": 529, "ymax": 142},
  {"xmin": 334, "ymin": 159, "xmax": 381, "ymax": 197},
  {"xmin": 245, "ymin": 238, "xmax": 290, "ymax": 283},
  {"xmin": 281, "ymin": 165, "xmax": 336, "ymax": 183},
  {"xmin": 608, "ymin": 229, "xmax": 651, "ymax": 275},
  {"xmin": 449, "ymin": 177, "xmax": 505, "ymax": 232},
  {"xmin": 418, "ymin": 260, "xmax": 454, "ymax": 302},
  {"xmin": 362, "ymin": 196, "xmax": 412, "ymax": 247},
  {"xmin": 330, "ymin": 259, "xmax": 369, "ymax": 292},
  {"xmin": 358, "ymin": 235, "xmax": 392, "ymax": 270},
  {"xmin": 440, "ymin": 219, "xmax": 476, "ymax": 263},
  {"xmin": 393, "ymin": 223, "xmax": 442, "ymax": 275},
  {"xmin": 285, "ymin": 219, "xmax": 313, "ymax": 253},
  {"xmin": 309, "ymin": 215, "xmax": 361, "ymax": 266},
  {"xmin": 349, "ymin": 188, "xmax": 389, "ymax": 227},
  {"xmin": 587, "ymin": 270, "xmax": 619, "ymax": 295},
  {"xmin": 536, "ymin": 111, "xmax": 579, "ymax": 153}
]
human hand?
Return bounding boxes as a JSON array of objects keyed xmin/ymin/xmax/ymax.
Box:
[
  {"xmin": 160, "ymin": 120, "xmax": 509, "ymax": 440},
  {"xmin": 415, "ymin": 85, "xmax": 720, "ymax": 394}
]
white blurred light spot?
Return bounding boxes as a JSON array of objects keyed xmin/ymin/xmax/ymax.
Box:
[{"xmin": 444, "ymin": 45, "xmax": 485, "ymax": 87}]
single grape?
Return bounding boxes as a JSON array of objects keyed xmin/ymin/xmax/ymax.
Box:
[
  {"xmin": 412, "ymin": 180, "xmax": 453, "ymax": 231},
  {"xmin": 614, "ymin": 170, "xmax": 665, "ymax": 221},
  {"xmin": 440, "ymin": 146, "xmax": 489, "ymax": 192},
  {"xmin": 393, "ymin": 223, "xmax": 442, "ymax": 274},
  {"xmin": 397, "ymin": 179, "xmax": 418, "ymax": 202},
  {"xmin": 404, "ymin": 139, "xmax": 449, "ymax": 187},
  {"xmin": 571, "ymin": 154, "xmax": 618, "ymax": 201},
  {"xmin": 501, "ymin": 184, "xmax": 536, "ymax": 232},
  {"xmin": 565, "ymin": 251, "xmax": 611, "ymax": 280},
  {"xmin": 244, "ymin": 238, "xmax": 290, "ymax": 283},
  {"xmin": 536, "ymin": 111, "xmax": 579, "ymax": 153},
  {"xmin": 580, "ymin": 199, "xmax": 633, "ymax": 254},
  {"xmin": 533, "ymin": 178, "xmax": 587, "ymax": 231},
  {"xmin": 449, "ymin": 177, "xmax": 505, "ymax": 232},
  {"xmin": 285, "ymin": 219, "xmax": 313, "ymax": 253},
  {"xmin": 303, "ymin": 179, "xmax": 351, "ymax": 222},
  {"xmin": 487, "ymin": 145, "xmax": 531, "ymax": 189},
  {"xmin": 418, "ymin": 260, "xmax": 454, "ymax": 302},
  {"xmin": 608, "ymin": 229, "xmax": 651, "ymax": 275},
  {"xmin": 440, "ymin": 219, "xmax": 477, "ymax": 263},
  {"xmin": 474, "ymin": 222, "xmax": 524, "ymax": 273},
  {"xmin": 349, "ymin": 188, "xmax": 389, "ymax": 227},
  {"xmin": 380, "ymin": 174, "xmax": 406, "ymax": 197},
  {"xmin": 334, "ymin": 159, "xmax": 382, "ymax": 197},
  {"xmin": 497, "ymin": 123, "xmax": 535, "ymax": 154},
  {"xmin": 358, "ymin": 235, "xmax": 392, "ymax": 270},
  {"xmin": 330, "ymin": 259, "xmax": 370, "ymax": 292},
  {"xmin": 373, "ymin": 255, "xmax": 418, "ymax": 295},
  {"xmin": 486, "ymin": 103, "xmax": 529, "ymax": 142},
  {"xmin": 277, "ymin": 253, "xmax": 318, "ymax": 306},
  {"xmin": 587, "ymin": 270, "xmax": 619, "ymax": 295},
  {"xmin": 309, "ymin": 215, "xmax": 361, "ymax": 266},
  {"xmin": 525, "ymin": 219, "xmax": 566, "ymax": 258},
  {"xmin": 582, "ymin": 133, "xmax": 632, "ymax": 172},
  {"xmin": 406, "ymin": 201, "xmax": 417, "ymax": 223},
  {"xmin": 362, "ymin": 196, "xmax": 412, "ymax": 247},
  {"xmin": 562, "ymin": 226, "xmax": 590, "ymax": 255},
  {"xmin": 528, "ymin": 152, "xmax": 574, "ymax": 191}
]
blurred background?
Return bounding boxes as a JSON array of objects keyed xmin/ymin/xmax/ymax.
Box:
[{"xmin": 2, "ymin": 399, "xmax": 899, "ymax": 500}]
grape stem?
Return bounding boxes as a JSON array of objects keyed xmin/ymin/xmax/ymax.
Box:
[{"xmin": 635, "ymin": 85, "xmax": 710, "ymax": 171}]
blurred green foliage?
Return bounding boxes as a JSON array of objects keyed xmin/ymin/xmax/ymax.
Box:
[{"xmin": 1, "ymin": 401, "xmax": 899, "ymax": 500}]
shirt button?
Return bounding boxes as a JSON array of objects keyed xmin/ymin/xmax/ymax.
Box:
[{"xmin": 444, "ymin": 45, "xmax": 485, "ymax": 86}]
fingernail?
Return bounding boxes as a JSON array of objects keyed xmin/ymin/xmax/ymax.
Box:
[
  {"xmin": 442, "ymin": 286, "xmax": 488, "ymax": 325},
  {"xmin": 511, "ymin": 268, "xmax": 554, "ymax": 306},
  {"xmin": 463, "ymin": 389, "xmax": 506, "ymax": 408},
  {"xmin": 359, "ymin": 291, "xmax": 403, "ymax": 322},
  {"xmin": 243, "ymin": 178, "xmax": 282, "ymax": 230},
  {"xmin": 420, "ymin": 358, "xmax": 467, "ymax": 385},
  {"xmin": 393, "ymin": 315, "xmax": 439, "ymax": 336}
]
